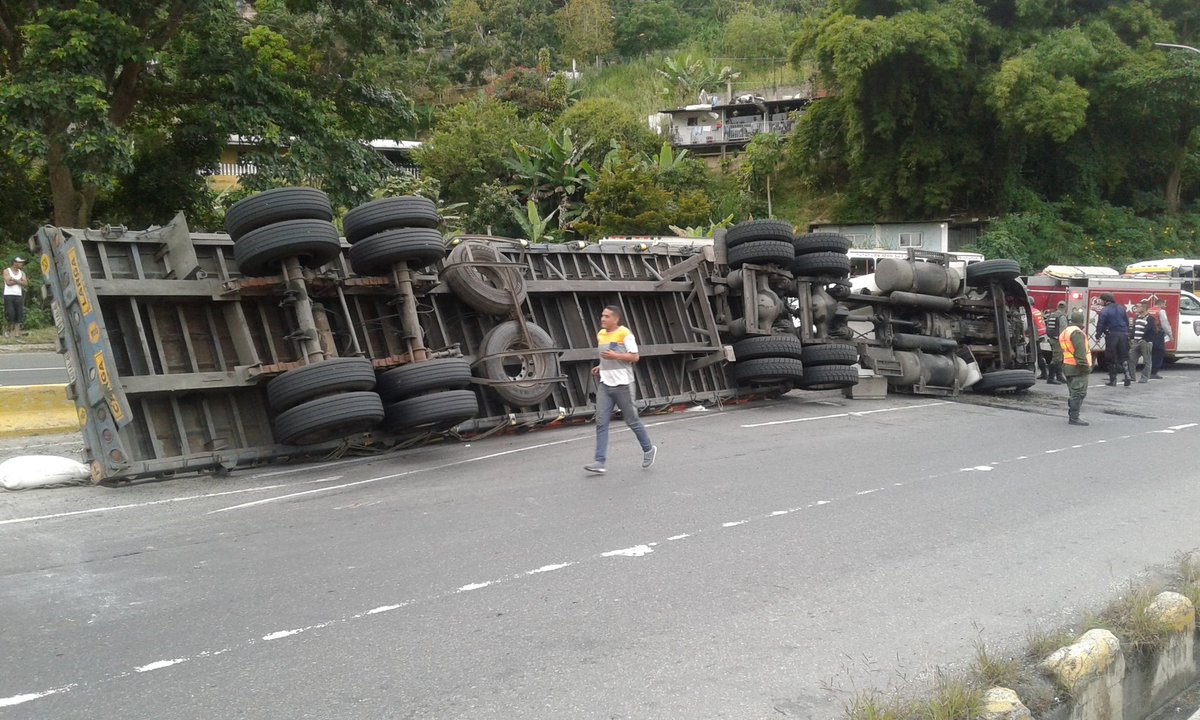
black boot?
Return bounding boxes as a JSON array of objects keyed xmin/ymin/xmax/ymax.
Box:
[
  {"xmin": 1046, "ymin": 377, "xmax": 1061, "ymax": 385},
  {"xmin": 1037, "ymin": 370, "xmax": 1048, "ymax": 379},
  {"xmin": 1105, "ymin": 376, "xmax": 1117, "ymax": 387}
]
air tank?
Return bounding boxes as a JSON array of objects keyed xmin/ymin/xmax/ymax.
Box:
[{"xmin": 875, "ymin": 259, "xmax": 962, "ymax": 297}]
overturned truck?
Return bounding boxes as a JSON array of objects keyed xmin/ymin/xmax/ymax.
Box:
[{"xmin": 33, "ymin": 192, "xmax": 1035, "ymax": 484}]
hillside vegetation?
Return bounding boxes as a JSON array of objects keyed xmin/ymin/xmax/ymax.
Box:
[{"xmin": 1, "ymin": 0, "xmax": 1199, "ymax": 282}]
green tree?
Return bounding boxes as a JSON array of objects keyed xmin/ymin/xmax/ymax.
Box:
[
  {"xmin": 612, "ymin": 0, "xmax": 688, "ymax": 57},
  {"xmin": 554, "ymin": 0, "xmax": 615, "ymax": 62},
  {"xmin": 724, "ymin": 7, "xmax": 793, "ymax": 64},
  {"xmin": 414, "ymin": 97, "xmax": 543, "ymax": 204},
  {"xmin": 554, "ymin": 97, "xmax": 661, "ymax": 167},
  {"xmin": 0, "ymin": 0, "xmax": 442, "ymax": 228}
]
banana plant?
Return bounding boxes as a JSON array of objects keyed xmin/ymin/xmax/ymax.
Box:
[{"xmin": 510, "ymin": 199, "xmax": 557, "ymax": 243}]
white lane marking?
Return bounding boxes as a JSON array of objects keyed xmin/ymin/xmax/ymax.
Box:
[
  {"xmin": 855, "ymin": 488, "xmax": 884, "ymax": 495},
  {"xmin": 0, "ymin": 367, "xmax": 67, "ymax": 373},
  {"xmin": 134, "ymin": 659, "xmax": 186, "ymax": 673},
  {"xmin": 0, "ymin": 686, "xmax": 74, "ymax": 707},
  {"xmin": 526, "ymin": 563, "xmax": 574, "ymax": 574},
  {"xmin": 601, "ymin": 545, "xmax": 653, "ymax": 557},
  {"xmin": 740, "ymin": 401, "xmax": 950, "ymax": 428},
  {"xmin": 0, "ymin": 479, "xmax": 338, "ymax": 526},
  {"xmin": 457, "ymin": 581, "xmax": 492, "ymax": 592},
  {"xmin": 364, "ymin": 604, "xmax": 404, "ymax": 615},
  {"xmin": 815, "ymin": 500, "xmax": 830, "ymax": 506},
  {"xmin": 1169, "ymin": 423, "xmax": 1197, "ymax": 430},
  {"xmin": 206, "ymin": 475, "xmax": 347, "ymax": 513},
  {"xmin": 770, "ymin": 510, "xmax": 789, "ymax": 516},
  {"xmin": 667, "ymin": 533, "xmax": 690, "ymax": 540},
  {"xmin": 263, "ymin": 629, "xmax": 304, "ymax": 641},
  {"xmin": 722, "ymin": 520, "xmax": 748, "ymax": 527}
]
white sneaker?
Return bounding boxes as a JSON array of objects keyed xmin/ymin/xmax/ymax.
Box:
[
  {"xmin": 641, "ymin": 446, "xmax": 657, "ymax": 469},
  {"xmin": 584, "ymin": 463, "xmax": 606, "ymax": 475}
]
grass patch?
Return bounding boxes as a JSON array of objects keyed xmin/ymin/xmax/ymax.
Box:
[
  {"xmin": 843, "ymin": 691, "xmax": 915, "ymax": 720},
  {"xmin": 0, "ymin": 326, "xmax": 57, "ymax": 347},
  {"xmin": 1081, "ymin": 582, "xmax": 1174, "ymax": 657},
  {"xmin": 926, "ymin": 674, "xmax": 984, "ymax": 720},
  {"xmin": 1025, "ymin": 626, "xmax": 1077, "ymax": 663},
  {"xmin": 971, "ymin": 642, "xmax": 1020, "ymax": 689},
  {"xmin": 1177, "ymin": 552, "xmax": 1200, "ymax": 609}
]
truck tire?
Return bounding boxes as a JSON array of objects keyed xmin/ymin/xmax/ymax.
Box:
[
  {"xmin": 267, "ymin": 357, "xmax": 377, "ymax": 412},
  {"xmin": 732, "ymin": 334, "xmax": 804, "ymax": 361},
  {"xmin": 971, "ymin": 369, "xmax": 1037, "ymax": 393},
  {"xmin": 793, "ymin": 365, "xmax": 859, "ymax": 390},
  {"xmin": 794, "ymin": 232, "xmax": 850, "ymax": 255},
  {"xmin": 965, "ymin": 259, "xmax": 1021, "ymax": 286},
  {"xmin": 800, "ymin": 342, "xmax": 859, "ymax": 366},
  {"xmin": 234, "ymin": 219, "xmax": 341, "ymax": 276},
  {"xmin": 383, "ymin": 389, "xmax": 479, "ymax": 432},
  {"xmin": 726, "ymin": 240, "xmax": 795, "ymax": 269},
  {"xmin": 732, "ymin": 357, "xmax": 805, "ymax": 386},
  {"xmin": 225, "ymin": 187, "xmax": 332, "ymax": 242},
  {"xmin": 791, "ymin": 251, "xmax": 851, "ymax": 278},
  {"xmin": 443, "ymin": 241, "xmax": 528, "ymax": 315},
  {"xmin": 725, "ymin": 220, "xmax": 794, "ymax": 248},
  {"xmin": 377, "ymin": 357, "xmax": 473, "ymax": 401},
  {"xmin": 343, "ymin": 196, "xmax": 440, "ymax": 243},
  {"xmin": 478, "ymin": 320, "xmax": 559, "ymax": 407},
  {"xmin": 348, "ymin": 228, "xmax": 448, "ymax": 275},
  {"xmin": 273, "ymin": 391, "xmax": 384, "ymax": 445}
]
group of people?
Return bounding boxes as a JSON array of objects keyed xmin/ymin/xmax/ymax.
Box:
[{"xmin": 1034, "ymin": 293, "xmax": 1173, "ymax": 426}]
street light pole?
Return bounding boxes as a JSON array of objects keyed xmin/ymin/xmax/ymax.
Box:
[{"xmin": 1154, "ymin": 42, "xmax": 1200, "ymax": 56}]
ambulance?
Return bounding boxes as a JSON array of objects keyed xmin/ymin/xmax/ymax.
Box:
[{"xmin": 1025, "ymin": 265, "xmax": 1200, "ymax": 362}]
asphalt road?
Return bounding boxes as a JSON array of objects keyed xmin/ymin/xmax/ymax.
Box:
[
  {"xmin": 0, "ymin": 350, "xmax": 67, "ymax": 386},
  {"xmin": 3, "ymin": 365, "xmax": 1200, "ymax": 719}
]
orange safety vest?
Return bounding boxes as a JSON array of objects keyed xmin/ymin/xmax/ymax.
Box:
[{"xmin": 1057, "ymin": 326, "xmax": 1092, "ymax": 367}]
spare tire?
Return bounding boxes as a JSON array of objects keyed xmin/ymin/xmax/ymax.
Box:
[
  {"xmin": 794, "ymin": 232, "xmax": 850, "ymax": 255},
  {"xmin": 443, "ymin": 241, "xmax": 528, "ymax": 315},
  {"xmin": 234, "ymin": 219, "xmax": 341, "ymax": 276},
  {"xmin": 272, "ymin": 391, "xmax": 384, "ymax": 446},
  {"xmin": 726, "ymin": 239, "xmax": 795, "ymax": 269},
  {"xmin": 971, "ymin": 368, "xmax": 1036, "ymax": 393},
  {"xmin": 791, "ymin": 251, "xmax": 851, "ymax": 278},
  {"xmin": 793, "ymin": 365, "xmax": 859, "ymax": 390},
  {"xmin": 383, "ymin": 389, "xmax": 479, "ymax": 432},
  {"xmin": 478, "ymin": 320, "xmax": 559, "ymax": 407},
  {"xmin": 732, "ymin": 334, "xmax": 804, "ymax": 361},
  {"xmin": 725, "ymin": 220, "xmax": 795, "ymax": 248},
  {"xmin": 732, "ymin": 357, "xmax": 805, "ymax": 386},
  {"xmin": 377, "ymin": 357, "xmax": 473, "ymax": 401},
  {"xmin": 343, "ymin": 195, "xmax": 440, "ymax": 243},
  {"xmin": 800, "ymin": 343, "xmax": 859, "ymax": 367},
  {"xmin": 965, "ymin": 259, "xmax": 1021, "ymax": 286},
  {"xmin": 348, "ymin": 228, "xmax": 448, "ymax": 275},
  {"xmin": 225, "ymin": 187, "xmax": 333, "ymax": 242},
  {"xmin": 267, "ymin": 357, "xmax": 376, "ymax": 412}
]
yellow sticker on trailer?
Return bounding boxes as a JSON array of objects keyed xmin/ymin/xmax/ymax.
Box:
[{"xmin": 67, "ymin": 247, "xmax": 93, "ymax": 316}]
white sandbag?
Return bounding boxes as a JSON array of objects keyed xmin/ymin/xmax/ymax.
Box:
[{"xmin": 0, "ymin": 455, "xmax": 90, "ymax": 490}]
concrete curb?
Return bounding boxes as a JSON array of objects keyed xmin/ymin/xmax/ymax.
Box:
[
  {"xmin": 982, "ymin": 592, "xmax": 1198, "ymax": 720},
  {"xmin": 0, "ymin": 384, "xmax": 79, "ymax": 438}
]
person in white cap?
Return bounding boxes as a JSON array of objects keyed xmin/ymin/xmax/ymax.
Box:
[{"xmin": 4, "ymin": 256, "xmax": 28, "ymax": 337}]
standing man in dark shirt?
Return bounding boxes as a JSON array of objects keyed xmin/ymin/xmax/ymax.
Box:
[
  {"xmin": 1128, "ymin": 300, "xmax": 1156, "ymax": 383},
  {"xmin": 1042, "ymin": 301, "xmax": 1067, "ymax": 384},
  {"xmin": 1093, "ymin": 293, "xmax": 1131, "ymax": 387}
]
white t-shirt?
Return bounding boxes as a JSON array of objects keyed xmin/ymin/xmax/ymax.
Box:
[
  {"xmin": 3, "ymin": 268, "xmax": 23, "ymax": 297},
  {"xmin": 596, "ymin": 325, "xmax": 639, "ymax": 387}
]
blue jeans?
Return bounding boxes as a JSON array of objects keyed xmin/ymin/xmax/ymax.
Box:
[{"xmin": 594, "ymin": 382, "xmax": 652, "ymax": 464}]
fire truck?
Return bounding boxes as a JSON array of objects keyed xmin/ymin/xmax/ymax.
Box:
[{"xmin": 1025, "ymin": 265, "xmax": 1200, "ymax": 361}]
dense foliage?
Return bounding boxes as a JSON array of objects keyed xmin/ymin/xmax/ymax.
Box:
[{"xmin": 1, "ymin": 0, "xmax": 1198, "ymax": 297}]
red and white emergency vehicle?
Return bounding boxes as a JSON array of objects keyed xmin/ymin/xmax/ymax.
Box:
[{"xmin": 1025, "ymin": 265, "xmax": 1200, "ymax": 361}]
